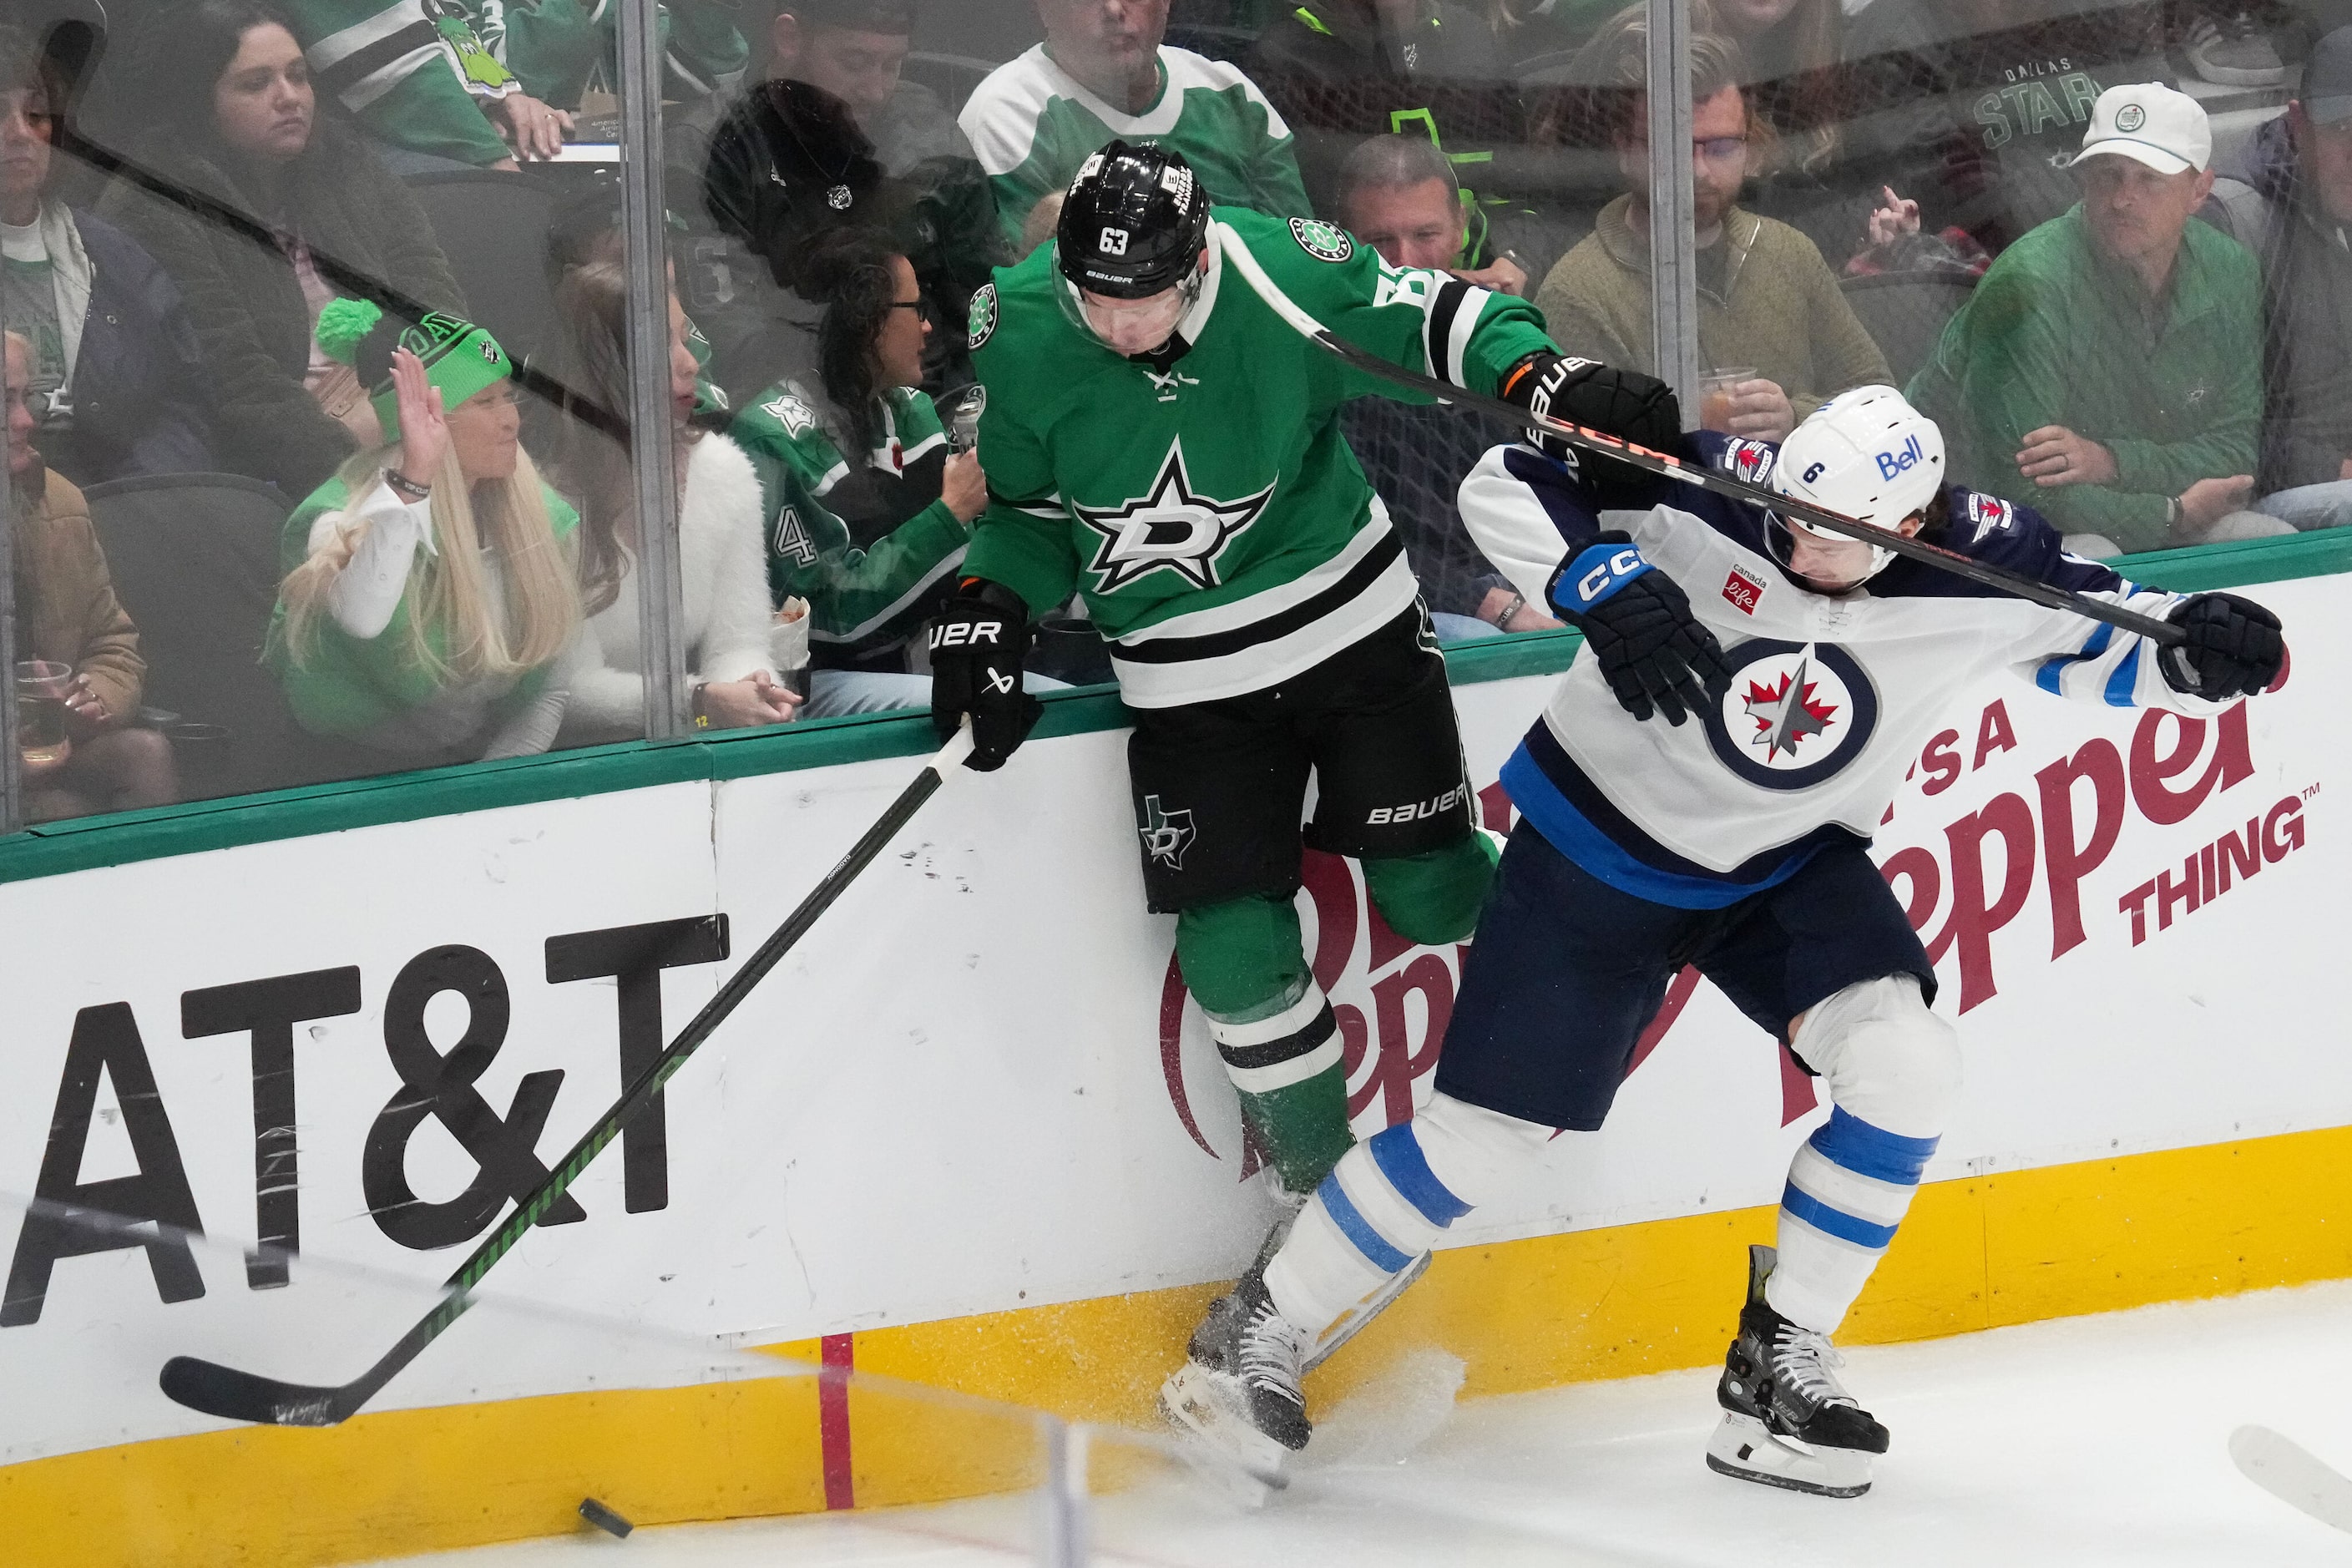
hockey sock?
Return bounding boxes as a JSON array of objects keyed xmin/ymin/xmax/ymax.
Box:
[
  {"xmin": 1768, "ymin": 975, "xmax": 1961, "ymax": 1333},
  {"xmin": 1177, "ymin": 896, "xmax": 1351, "ymax": 1194},
  {"xmin": 1263, "ymin": 1091, "xmax": 1553, "ymax": 1336},
  {"xmin": 1359, "ymin": 832, "xmax": 1501, "ymax": 948}
]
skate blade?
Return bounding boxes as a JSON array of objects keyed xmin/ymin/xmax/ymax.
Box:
[
  {"xmin": 1703, "ymin": 1411, "xmax": 1873, "ymax": 1499},
  {"xmin": 1157, "ymin": 1363, "xmax": 1291, "ymax": 1500},
  {"xmin": 1302, "ymin": 1249, "xmax": 1430, "ymax": 1374}
]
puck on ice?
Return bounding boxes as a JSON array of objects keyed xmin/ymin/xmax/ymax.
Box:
[{"xmin": 579, "ymin": 1498, "xmax": 634, "ymax": 1538}]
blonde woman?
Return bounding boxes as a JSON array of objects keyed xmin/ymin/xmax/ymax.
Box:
[{"xmin": 270, "ymin": 301, "xmax": 580, "ymax": 765}]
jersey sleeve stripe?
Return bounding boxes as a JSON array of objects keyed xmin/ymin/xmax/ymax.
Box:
[
  {"xmin": 2102, "ymin": 641, "xmax": 2143, "ymax": 707},
  {"xmin": 2035, "ymin": 620, "xmax": 2114, "ymax": 695},
  {"xmin": 1443, "ymin": 283, "xmax": 1493, "ymax": 389},
  {"xmin": 1421, "ymin": 278, "xmax": 1470, "ymax": 387},
  {"xmin": 807, "ymin": 544, "xmax": 969, "ymax": 645}
]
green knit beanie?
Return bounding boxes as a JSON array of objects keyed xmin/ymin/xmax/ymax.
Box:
[{"xmin": 316, "ymin": 298, "xmax": 513, "ymax": 443}]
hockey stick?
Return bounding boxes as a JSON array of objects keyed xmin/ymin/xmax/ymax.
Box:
[
  {"xmin": 2231, "ymin": 1424, "xmax": 2352, "ymax": 1535},
  {"xmin": 159, "ymin": 721, "xmax": 980, "ymax": 1427},
  {"xmin": 1207, "ymin": 220, "xmax": 2185, "ymax": 648}
]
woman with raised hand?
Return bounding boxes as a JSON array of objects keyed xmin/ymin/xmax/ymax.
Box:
[
  {"xmin": 270, "ymin": 301, "xmax": 579, "ymax": 766},
  {"xmin": 549, "ymin": 260, "xmax": 798, "ymax": 746},
  {"xmin": 97, "ymin": 0, "xmax": 465, "ymax": 494}
]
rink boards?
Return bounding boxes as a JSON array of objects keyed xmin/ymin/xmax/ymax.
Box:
[{"xmin": 0, "ymin": 541, "xmax": 2346, "ymax": 1564}]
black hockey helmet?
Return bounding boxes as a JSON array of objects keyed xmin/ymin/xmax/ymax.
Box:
[{"xmin": 1055, "ymin": 139, "xmax": 1210, "ymax": 300}]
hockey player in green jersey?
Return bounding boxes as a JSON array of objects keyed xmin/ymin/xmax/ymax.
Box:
[{"xmin": 930, "ymin": 140, "xmax": 1680, "ymax": 1205}]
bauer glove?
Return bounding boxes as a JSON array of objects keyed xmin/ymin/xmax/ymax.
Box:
[
  {"xmin": 1500, "ymin": 353, "xmax": 1681, "ymax": 506},
  {"xmin": 1548, "ymin": 533, "xmax": 1732, "ymax": 726},
  {"xmin": 2160, "ymin": 592, "xmax": 2284, "ymax": 701},
  {"xmin": 929, "ymin": 579, "xmax": 1042, "ymax": 770}
]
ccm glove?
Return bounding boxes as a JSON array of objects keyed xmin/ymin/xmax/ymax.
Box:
[
  {"xmin": 1547, "ymin": 532, "xmax": 1732, "ymax": 726},
  {"xmin": 2161, "ymin": 592, "xmax": 2284, "ymax": 701},
  {"xmin": 929, "ymin": 579, "xmax": 1042, "ymax": 770},
  {"xmin": 1500, "ymin": 354, "xmax": 1682, "ymax": 505}
]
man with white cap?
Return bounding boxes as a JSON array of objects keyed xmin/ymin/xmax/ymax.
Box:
[
  {"xmin": 1909, "ymin": 82, "xmax": 2274, "ymax": 555},
  {"xmin": 1158, "ymin": 375, "xmax": 2288, "ymax": 1497}
]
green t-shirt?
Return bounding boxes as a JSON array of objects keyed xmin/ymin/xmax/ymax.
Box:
[
  {"xmin": 964, "ymin": 205, "xmax": 1554, "ymax": 708},
  {"xmin": 267, "ymin": 473, "xmax": 581, "ymax": 736},
  {"xmin": 0, "ymin": 235, "xmax": 65, "ymax": 417},
  {"xmin": 958, "ymin": 43, "xmax": 1313, "ymax": 251},
  {"xmin": 728, "ymin": 383, "xmax": 970, "ymax": 661}
]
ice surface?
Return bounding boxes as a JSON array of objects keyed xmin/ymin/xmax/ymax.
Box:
[{"xmin": 373, "ymin": 1279, "xmax": 2352, "ymax": 1566}]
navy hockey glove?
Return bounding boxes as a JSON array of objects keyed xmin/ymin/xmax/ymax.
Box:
[
  {"xmin": 2161, "ymin": 592, "xmax": 2284, "ymax": 701},
  {"xmin": 1500, "ymin": 353, "xmax": 1681, "ymax": 505},
  {"xmin": 1548, "ymin": 533, "xmax": 1732, "ymax": 726},
  {"xmin": 929, "ymin": 579, "xmax": 1042, "ymax": 771}
]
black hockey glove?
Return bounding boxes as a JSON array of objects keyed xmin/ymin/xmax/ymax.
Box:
[
  {"xmin": 1500, "ymin": 353, "xmax": 1681, "ymax": 507},
  {"xmin": 1547, "ymin": 533, "xmax": 1733, "ymax": 726},
  {"xmin": 929, "ymin": 579, "xmax": 1042, "ymax": 771},
  {"xmin": 2160, "ymin": 592, "xmax": 2284, "ymax": 701}
]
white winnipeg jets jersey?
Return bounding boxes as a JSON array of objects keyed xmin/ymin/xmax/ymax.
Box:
[{"xmin": 1458, "ymin": 435, "xmax": 2229, "ymax": 908}]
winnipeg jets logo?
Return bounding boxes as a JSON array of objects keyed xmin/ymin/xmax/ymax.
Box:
[
  {"xmin": 1139, "ymin": 794, "xmax": 1196, "ymax": 869},
  {"xmin": 1702, "ymin": 639, "xmax": 1879, "ymax": 790},
  {"xmin": 1144, "ymin": 367, "xmax": 1201, "ymax": 402},
  {"xmin": 1074, "ymin": 439, "xmax": 1273, "ymax": 594},
  {"xmin": 1964, "ymin": 492, "xmax": 2014, "ymax": 544},
  {"xmin": 1742, "ymin": 649, "xmax": 1839, "ymax": 762}
]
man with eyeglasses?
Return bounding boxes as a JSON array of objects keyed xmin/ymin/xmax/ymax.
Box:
[{"xmin": 1534, "ymin": 32, "xmax": 1890, "ymax": 446}]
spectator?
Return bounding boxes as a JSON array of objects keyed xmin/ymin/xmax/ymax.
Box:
[
  {"xmin": 959, "ymin": 0, "xmax": 1312, "ymax": 250},
  {"xmin": 1334, "ymin": 136, "xmax": 1560, "ymax": 640},
  {"xmin": 1699, "ymin": 0, "xmax": 1861, "ymax": 254},
  {"xmin": 4, "ymin": 330, "xmax": 176, "ymax": 822},
  {"xmin": 547, "ymin": 260, "xmax": 798, "ymax": 746},
  {"xmin": 727, "ymin": 230, "xmax": 989, "ymax": 715},
  {"xmin": 1841, "ymin": 0, "xmax": 2176, "ymax": 261},
  {"xmin": 268, "ymin": 0, "xmax": 528, "ymax": 169},
  {"xmin": 1535, "ymin": 31, "xmax": 1891, "ymax": 442},
  {"xmin": 1244, "ymin": 0, "xmax": 1528, "ymax": 283},
  {"xmin": 1909, "ymin": 83, "xmax": 2277, "ymax": 554},
  {"xmin": 766, "ymin": 0, "xmax": 966, "ymax": 174},
  {"xmin": 0, "ymin": 25, "xmax": 214, "ymax": 488},
  {"xmin": 98, "ymin": 1, "xmax": 468, "ymax": 497},
  {"xmin": 2206, "ymin": 27, "xmax": 2352, "ymax": 531},
  {"xmin": 269, "ymin": 301, "xmax": 580, "ymax": 764}
]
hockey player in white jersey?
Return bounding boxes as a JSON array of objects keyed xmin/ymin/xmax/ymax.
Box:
[{"xmin": 1160, "ymin": 377, "xmax": 2286, "ymax": 1495}]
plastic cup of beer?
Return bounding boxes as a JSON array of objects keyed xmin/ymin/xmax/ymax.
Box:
[
  {"xmin": 15, "ymin": 660, "xmax": 71, "ymax": 765},
  {"xmin": 1700, "ymin": 367, "xmax": 1757, "ymax": 432}
]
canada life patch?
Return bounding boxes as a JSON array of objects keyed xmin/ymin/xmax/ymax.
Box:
[
  {"xmin": 1721, "ymin": 438, "xmax": 1776, "ymax": 485},
  {"xmin": 1723, "ymin": 565, "xmax": 1765, "ymax": 615},
  {"xmin": 1289, "ymin": 217, "xmax": 1354, "ymax": 263}
]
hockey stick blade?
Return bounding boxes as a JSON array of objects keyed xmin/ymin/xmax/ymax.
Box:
[
  {"xmin": 156, "ymin": 722, "xmax": 979, "ymax": 1426},
  {"xmin": 2230, "ymin": 1424, "xmax": 2352, "ymax": 1534},
  {"xmin": 1207, "ymin": 220, "xmax": 2183, "ymax": 648}
]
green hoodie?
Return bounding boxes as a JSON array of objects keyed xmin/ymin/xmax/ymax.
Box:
[
  {"xmin": 267, "ymin": 474, "xmax": 579, "ymax": 738},
  {"xmin": 1908, "ymin": 202, "xmax": 2262, "ymax": 553}
]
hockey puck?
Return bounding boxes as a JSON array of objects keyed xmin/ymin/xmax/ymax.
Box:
[{"xmin": 578, "ymin": 1498, "xmax": 634, "ymax": 1538}]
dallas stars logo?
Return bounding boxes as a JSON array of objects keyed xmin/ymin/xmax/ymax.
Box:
[
  {"xmin": 1075, "ymin": 439, "xmax": 1273, "ymax": 594},
  {"xmin": 1743, "ymin": 649, "xmax": 1839, "ymax": 762},
  {"xmin": 1139, "ymin": 795, "xmax": 1196, "ymax": 869}
]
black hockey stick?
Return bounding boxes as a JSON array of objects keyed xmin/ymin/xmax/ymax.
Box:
[
  {"xmin": 1209, "ymin": 220, "xmax": 2185, "ymax": 648},
  {"xmin": 159, "ymin": 721, "xmax": 979, "ymax": 1427}
]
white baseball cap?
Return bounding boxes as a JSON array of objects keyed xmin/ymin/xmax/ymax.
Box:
[{"xmin": 2067, "ymin": 83, "xmax": 2212, "ymax": 176}]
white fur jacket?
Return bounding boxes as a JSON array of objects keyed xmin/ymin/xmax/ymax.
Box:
[{"xmin": 559, "ymin": 433, "xmax": 776, "ymax": 745}]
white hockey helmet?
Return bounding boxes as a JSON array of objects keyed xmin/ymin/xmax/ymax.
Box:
[{"xmin": 1768, "ymin": 386, "xmax": 1945, "ymax": 582}]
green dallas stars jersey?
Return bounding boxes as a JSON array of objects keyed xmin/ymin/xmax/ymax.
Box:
[
  {"xmin": 963, "ymin": 205, "xmax": 1556, "ymax": 709},
  {"xmin": 958, "ymin": 45, "xmax": 1313, "ymax": 252},
  {"xmin": 728, "ymin": 383, "xmax": 971, "ymax": 660}
]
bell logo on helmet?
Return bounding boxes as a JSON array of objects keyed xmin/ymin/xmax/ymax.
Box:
[
  {"xmin": 1100, "ymin": 227, "xmax": 1130, "ymax": 256},
  {"xmin": 1874, "ymin": 434, "xmax": 1927, "ymax": 482}
]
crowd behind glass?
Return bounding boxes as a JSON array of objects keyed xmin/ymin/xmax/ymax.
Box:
[{"xmin": 3, "ymin": 0, "xmax": 2342, "ymax": 822}]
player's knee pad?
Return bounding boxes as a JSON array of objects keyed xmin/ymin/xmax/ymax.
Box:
[
  {"xmin": 1404, "ymin": 1090, "xmax": 1556, "ymax": 1208},
  {"xmin": 1360, "ymin": 832, "xmax": 1499, "ymax": 948},
  {"xmin": 1790, "ymin": 974, "xmax": 1962, "ymax": 1140},
  {"xmin": 1175, "ymin": 893, "xmax": 1308, "ymax": 1019}
]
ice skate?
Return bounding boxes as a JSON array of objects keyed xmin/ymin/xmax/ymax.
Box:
[
  {"xmin": 1707, "ymin": 1244, "xmax": 1888, "ymax": 1499},
  {"xmin": 1160, "ymin": 1267, "xmax": 1313, "ymax": 1485}
]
